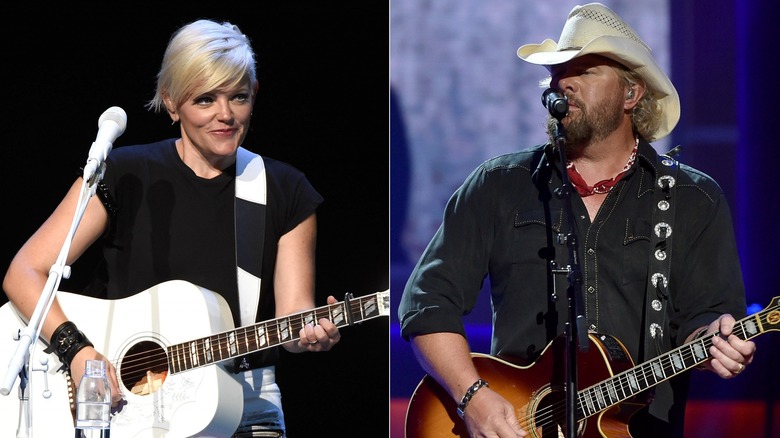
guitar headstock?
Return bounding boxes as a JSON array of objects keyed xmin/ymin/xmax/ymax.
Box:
[{"xmin": 377, "ymin": 290, "xmax": 390, "ymax": 317}]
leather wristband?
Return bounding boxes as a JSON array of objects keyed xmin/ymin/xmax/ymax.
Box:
[
  {"xmin": 43, "ymin": 321, "xmax": 94, "ymax": 369},
  {"xmin": 456, "ymin": 379, "xmax": 489, "ymax": 419}
]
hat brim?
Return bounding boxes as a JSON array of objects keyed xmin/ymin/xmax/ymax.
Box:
[{"xmin": 517, "ymin": 36, "xmax": 680, "ymax": 142}]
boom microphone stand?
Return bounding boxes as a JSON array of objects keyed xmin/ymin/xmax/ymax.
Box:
[
  {"xmin": 1, "ymin": 168, "xmax": 101, "ymax": 438},
  {"xmin": 542, "ymin": 89, "xmax": 588, "ymax": 438},
  {"xmin": 1, "ymin": 107, "xmax": 126, "ymax": 438}
]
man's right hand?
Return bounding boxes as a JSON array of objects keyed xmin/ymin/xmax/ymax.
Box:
[{"xmin": 462, "ymin": 386, "xmax": 528, "ymax": 437}]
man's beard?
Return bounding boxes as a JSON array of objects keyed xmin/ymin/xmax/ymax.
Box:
[{"xmin": 546, "ymin": 92, "xmax": 624, "ymax": 155}]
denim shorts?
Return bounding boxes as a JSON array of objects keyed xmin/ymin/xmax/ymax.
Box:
[{"xmin": 231, "ymin": 366, "xmax": 285, "ymax": 437}]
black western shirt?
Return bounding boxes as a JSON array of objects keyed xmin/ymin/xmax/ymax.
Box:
[{"xmin": 398, "ymin": 139, "xmax": 746, "ymax": 430}]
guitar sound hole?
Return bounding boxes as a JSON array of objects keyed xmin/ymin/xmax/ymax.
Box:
[
  {"xmin": 532, "ymin": 390, "xmax": 585, "ymax": 438},
  {"xmin": 533, "ymin": 390, "xmax": 566, "ymax": 438},
  {"xmin": 120, "ymin": 340, "xmax": 168, "ymax": 396}
]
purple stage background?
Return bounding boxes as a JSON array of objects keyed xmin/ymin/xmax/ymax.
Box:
[{"xmin": 391, "ymin": 1, "xmax": 779, "ymax": 437}]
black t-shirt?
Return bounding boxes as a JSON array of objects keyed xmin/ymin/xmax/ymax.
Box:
[{"xmin": 87, "ymin": 138, "xmax": 322, "ymax": 366}]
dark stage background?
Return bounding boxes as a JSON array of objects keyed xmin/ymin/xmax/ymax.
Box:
[{"xmin": 0, "ymin": 3, "xmax": 389, "ymax": 437}]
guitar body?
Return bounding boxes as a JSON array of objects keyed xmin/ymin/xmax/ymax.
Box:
[
  {"xmin": 405, "ymin": 334, "xmax": 647, "ymax": 438},
  {"xmin": 1, "ymin": 280, "xmax": 390, "ymax": 437},
  {"xmin": 405, "ymin": 297, "xmax": 780, "ymax": 438},
  {"xmin": 0, "ymin": 280, "xmax": 243, "ymax": 438}
]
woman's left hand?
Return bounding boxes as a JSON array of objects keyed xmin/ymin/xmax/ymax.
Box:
[{"xmin": 294, "ymin": 295, "xmax": 342, "ymax": 352}]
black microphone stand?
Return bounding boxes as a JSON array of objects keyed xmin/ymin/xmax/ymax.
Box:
[{"xmin": 543, "ymin": 89, "xmax": 589, "ymax": 438}]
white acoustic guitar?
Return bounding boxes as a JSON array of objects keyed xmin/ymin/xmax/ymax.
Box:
[{"xmin": 0, "ymin": 280, "xmax": 389, "ymax": 437}]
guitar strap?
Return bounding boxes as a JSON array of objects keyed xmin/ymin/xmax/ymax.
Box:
[
  {"xmin": 643, "ymin": 148, "xmax": 679, "ymax": 360},
  {"xmin": 235, "ymin": 146, "xmax": 267, "ymax": 327}
]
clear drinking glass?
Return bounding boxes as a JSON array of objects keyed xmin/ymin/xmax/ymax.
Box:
[{"xmin": 75, "ymin": 359, "xmax": 111, "ymax": 436}]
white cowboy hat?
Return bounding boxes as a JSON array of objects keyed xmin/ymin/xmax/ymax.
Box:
[{"xmin": 517, "ymin": 2, "xmax": 679, "ymax": 142}]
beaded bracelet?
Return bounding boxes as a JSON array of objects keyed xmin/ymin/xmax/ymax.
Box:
[
  {"xmin": 456, "ymin": 379, "xmax": 489, "ymax": 419},
  {"xmin": 43, "ymin": 321, "xmax": 94, "ymax": 369}
]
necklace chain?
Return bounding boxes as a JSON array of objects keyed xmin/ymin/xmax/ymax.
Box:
[{"xmin": 566, "ymin": 137, "xmax": 639, "ymax": 197}]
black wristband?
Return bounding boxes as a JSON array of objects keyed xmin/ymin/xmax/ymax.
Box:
[
  {"xmin": 456, "ymin": 379, "xmax": 489, "ymax": 419},
  {"xmin": 44, "ymin": 321, "xmax": 94, "ymax": 369}
]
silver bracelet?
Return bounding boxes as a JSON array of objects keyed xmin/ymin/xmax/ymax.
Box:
[{"xmin": 456, "ymin": 379, "xmax": 489, "ymax": 419}]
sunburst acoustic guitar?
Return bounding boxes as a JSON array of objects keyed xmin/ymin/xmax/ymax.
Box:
[{"xmin": 405, "ymin": 296, "xmax": 779, "ymax": 438}]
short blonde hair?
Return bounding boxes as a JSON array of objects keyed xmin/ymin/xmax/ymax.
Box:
[{"xmin": 147, "ymin": 19, "xmax": 257, "ymax": 113}]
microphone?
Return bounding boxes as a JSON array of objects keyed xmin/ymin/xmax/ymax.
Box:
[
  {"xmin": 541, "ymin": 88, "xmax": 568, "ymax": 120},
  {"xmin": 83, "ymin": 106, "xmax": 127, "ymax": 182}
]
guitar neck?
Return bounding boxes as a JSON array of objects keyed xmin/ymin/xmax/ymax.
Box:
[
  {"xmin": 166, "ymin": 290, "xmax": 389, "ymax": 373},
  {"xmin": 577, "ymin": 297, "xmax": 780, "ymax": 420}
]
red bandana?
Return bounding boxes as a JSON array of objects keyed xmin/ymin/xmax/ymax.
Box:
[{"xmin": 567, "ymin": 146, "xmax": 637, "ymax": 197}]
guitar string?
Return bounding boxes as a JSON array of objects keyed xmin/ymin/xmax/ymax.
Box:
[
  {"xmin": 68, "ymin": 298, "xmax": 771, "ymax": 428},
  {"xmin": 116, "ymin": 301, "xmax": 357, "ymax": 374},
  {"xmin": 517, "ymin": 310, "xmax": 768, "ymax": 431},
  {"xmin": 528, "ymin": 329, "xmax": 735, "ymax": 429},
  {"xmin": 525, "ymin": 330, "xmax": 720, "ymax": 430},
  {"xmin": 106, "ymin": 297, "xmax": 380, "ymax": 379},
  {"xmin": 524, "ymin": 314, "xmax": 761, "ymax": 430},
  {"xmin": 113, "ymin": 310, "xmax": 339, "ymax": 377}
]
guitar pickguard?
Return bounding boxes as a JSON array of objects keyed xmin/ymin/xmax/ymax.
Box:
[{"xmin": 596, "ymin": 334, "xmax": 631, "ymax": 363}]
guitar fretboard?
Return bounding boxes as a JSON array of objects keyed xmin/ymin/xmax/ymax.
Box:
[
  {"xmin": 577, "ymin": 299, "xmax": 779, "ymax": 419},
  {"xmin": 166, "ymin": 291, "xmax": 389, "ymax": 373}
]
